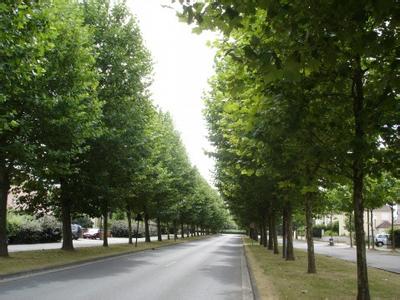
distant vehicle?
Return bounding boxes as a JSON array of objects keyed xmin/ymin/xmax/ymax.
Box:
[
  {"xmin": 375, "ymin": 233, "xmax": 390, "ymax": 247},
  {"xmin": 83, "ymin": 228, "xmax": 100, "ymax": 239},
  {"xmin": 71, "ymin": 224, "xmax": 82, "ymax": 240}
]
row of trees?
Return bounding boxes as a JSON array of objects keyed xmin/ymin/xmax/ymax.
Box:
[
  {"xmin": 179, "ymin": 1, "xmax": 399, "ymax": 299},
  {"xmin": 0, "ymin": 0, "xmax": 228, "ymax": 257}
]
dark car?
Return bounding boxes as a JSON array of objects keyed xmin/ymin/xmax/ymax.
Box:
[
  {"xmin": 71, "ymin": 224, "xmax": 82, "ymax": 240},
  {"xmin": 83, "ymin": 228, "xmax": 100, "ymax": 239}
]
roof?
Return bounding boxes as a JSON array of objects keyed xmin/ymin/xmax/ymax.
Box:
[{"xmin": 376, "ymin": 220, "xmax": 392, "ymax": 229}]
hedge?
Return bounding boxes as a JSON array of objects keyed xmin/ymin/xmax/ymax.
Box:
[{"xmin": 7, "ymin": 213, "xmax": 61, "ymax": 244}]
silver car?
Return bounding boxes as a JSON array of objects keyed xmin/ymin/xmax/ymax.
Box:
[{"xmin": 375, "ymin": 234, "xmax": 389, "ymax": 247}]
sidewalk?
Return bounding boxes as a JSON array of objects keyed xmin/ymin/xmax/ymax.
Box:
[{"xmin": 8, "ymin": 234, "xmax": 173, "ymax": 253}]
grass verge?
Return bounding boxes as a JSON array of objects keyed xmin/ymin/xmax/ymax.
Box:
[
  {"xmin": 0, "ymin": 236, "xmax": 209, "ymax": 277},
  {"xmin": 243, "ymin": 237, "xmax": 400, "ymax": 299}
]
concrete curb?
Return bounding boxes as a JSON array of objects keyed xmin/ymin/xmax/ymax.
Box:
[
  {"xmin": 243, "ymin": 244, "xmax": 260, "ymax": 300},
  {"xmin": 0, "ymin": 236, "xmax": 211, "ymax": 283}
]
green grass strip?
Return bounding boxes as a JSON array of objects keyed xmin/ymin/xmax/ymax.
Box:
[{"xmin": 243, "ymin": 237, "xmax": 400, "ymax": 299}]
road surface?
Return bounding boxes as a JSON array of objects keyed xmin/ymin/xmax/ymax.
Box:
[
  {"xmin": 292, "ymin": 239, "xmax": 400, "ymax": 273},
  {"xmin": 0, "ymin": 235, "xmax": 253, "ymax": 300}
]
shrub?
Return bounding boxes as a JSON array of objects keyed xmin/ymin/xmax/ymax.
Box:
[
  {"xmin": 7, "ymin": 213, "xmax": 61, "ymax": 244},
  {"xmin": 110, "ymin": 220, "xmax": 129, "ymax": 237},
  {"xmin": 72, "ymin": 214, "xmax": 93, "ymax": 228},
  {"xmin": 324, "ymin": 230, "xmax": 339, "ymax": 237}
]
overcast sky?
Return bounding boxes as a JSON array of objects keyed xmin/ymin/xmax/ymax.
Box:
[{"xmin": 127, "ymin": 0, "xmax": 217, "ymax": 184}]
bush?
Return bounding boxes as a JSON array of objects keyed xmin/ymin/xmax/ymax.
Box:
[
  {"xmin": 7, "ymin": 213, "xmax": 61, "ymax": 244},
  {"xmin": 72, "ymin": 215, "xmax": 93, "ymax": 228},
  {"xmin": 110, "ymin": 220, "xmax": 129, "ymax": 237},
  {"xmin": 324, "ymin": 230, "xmax": 338, "ymax": 237}
]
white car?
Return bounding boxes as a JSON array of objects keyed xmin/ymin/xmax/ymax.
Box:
[{"xmin": 375, "ymin": 234, "xmax": 389, "ymax": 247}]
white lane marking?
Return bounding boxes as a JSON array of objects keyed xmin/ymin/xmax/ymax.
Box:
[{"xmin": 164, "ymin": 261, "xmax": 177, "ymax": 267}]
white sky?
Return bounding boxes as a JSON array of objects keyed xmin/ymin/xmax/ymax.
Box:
[{"xmin": 127, "ymin": 0, "xmax": 217, "ymax": 184}]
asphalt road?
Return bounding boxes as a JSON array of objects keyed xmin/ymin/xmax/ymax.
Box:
[
  {"xmin": 292, "ymin": 239, "xmax": 400, "ymax": 273},
  {"xmin": 0, "ymin": 235, "xmax": 253, "ymax": 300}
]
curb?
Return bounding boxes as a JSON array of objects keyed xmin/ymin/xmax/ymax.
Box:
[
  {"xmin": 243, "ymin": 244, "xmax": 260, "ymax": 300},
  {"xmin": 0, "ymin": 237, "xmax": 211, "ymax": 283}
]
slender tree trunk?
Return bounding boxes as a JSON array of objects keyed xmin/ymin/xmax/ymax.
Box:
[
  {"xmin": 181, "ymin": 221, "xmax": 184, "ymax": 238},
  {"xmin": 0, "ymin": 166, "xmax": 10, "ymax": 257},
  {"xmin": 263, "ymin": 220, "xmax": 267, "ymax": 248},
  {"xmin": 157, "ymin": 217, "xmax": 162, "ymax": 242},
  {"xmin": 135, "ymin": 218, "xmax": 140, "ymax": 247},
  {"xmin": 186, "ymin": 224, "xmax": 190, "ymax": 238},
  {"xmin": 282, "ymin": 207, "xmax": 287, "ymax": 259},
  {"xmin": 349, "ymin": 212, "xmax": 353, "ymax": 248},
  {"xmin": 196, "ymin": 225, "xmax": 199, "ymax": 236},
  {"xmin": 127, "ymin": 208, "xmax": 133, "ymax": 245},
  {"xmin": 370, "ymin": 210, "xmax": 374, "ymax": 250},
  {"xmin": 167, "ymin": 222, "xmax": 170, "ymax": 240},
  {"xmin": 391, "ymin": 205, "xmax": 395, "ymax": 251},
  {"xmin": 367, "ymin": 209, "xmax": 370, "ymax": 249},
  {"xmin": 271, "ymin": 210, "xmax": 279, "ymax": 254},
  {"xmin": 305, "ymin": 193, "xmax": 316, "ymax": 273},
  {"xmin": 268, "ymin": 215, "xmax": 273, "ymax": 250},
  {"xmin": 61, "ymin": 183, "xmax": 74, "ymax": 251},
  {"xmin": 286, "ymin": 202, "xmax": 295, "ymax": 261},
  {"xmin": 173, "ymin": 220, "xmax": 177, "ymax": 240},
  {"xmin": 102, "ymin": 207, "xmax": 108, "ymax": 247},
  {"xmin": 352, "ymin": 55, "xmax": 370, "ymax": 300},
  {"xmin": 144, "ymin": 211, "xmax": 151, "ymax": 243}
]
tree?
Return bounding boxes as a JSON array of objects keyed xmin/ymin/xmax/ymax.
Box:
[
  {"xmin": 182, "ymin": 2, "xmax": 399, "ymax": 297},
  {"xmin": 77, "ymin": 0, "xmax": 152, "ymax": 247},
  {"xmin": 1, "ymin": 0, "xmax": 101, "ymax": 254}
]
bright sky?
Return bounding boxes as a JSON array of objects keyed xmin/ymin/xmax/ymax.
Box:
[{"xmin": 127, "ymin": 0, "xmax": 217, "ymax": 184}]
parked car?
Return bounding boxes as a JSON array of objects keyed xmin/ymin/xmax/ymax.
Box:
[
  {"xmin": 83, "ymin": 228, "xmax": 100, "ymax": 239},
  {"xmin": 71, "ymin": 224, "xmax": 82, "ymax": 240},
  {"xmin": 375, "ymin": 233, "xmax": 390, "ymax": 247}
]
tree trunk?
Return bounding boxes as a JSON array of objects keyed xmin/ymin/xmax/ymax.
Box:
[
  {"xmin": 370, "ymin": 210, "xmax": 374, "ymax": 250},
  {"xmin": 271, "ymin": 210, "xmax": 279, "ymax": 254},
  {"xmin": 61, "ymin": 184, "xmax": 74, "ymax": 251},
  {"xmin": 196, "ymin": 225, "xmax": 200, "ymax": 236},
  {"xmin": 127, "ymin": 208, "xmax": 133, "ymax": 245},
  {"xmin": 268, "ymin": 216, "xmax": 273, "ymax": 250},
  {"xmin": 144, "ymin": 211, "xmax": 151, "ymax": 242},
  {"xmin": 0, "ymin": 166, "xmax": 10, "ymax": 257},
  {"xmin": 282, "ymin": 207, "xmax": 287, "ymax": 259},
  {"xmin": 367, "ymin": 209, "xmax": 370, "ymax": 249},
  {"xmin": 157, "ymin": 217, "xmax": 162, "ymax": 242},
  {"xmin": 102, "ymin": 207, "xmax": 108, "ymax": 247},
  {"xmin": 349, "ymin": 212, "xmax": 353, "ymax": 248},
  {"xmin": 305, "ymin": 193, "xmax": 316, "ymax": 273},
  {"xmin": 173, "ymin": 220, "xmax": 177, "ymax": 240},
  {"xmin": 166, "ymin": 222, "xmax": 170, "ymax": 240},
  {"xmin": 135, "ymin": 218, "xmax": 140, "ymax": 247},
  {"xmin": 286, "ymin": 203, "xmax": 295, "ymax": 261},
  {"xmin": 181, "ymin": 221, "xmax": 184, "ymax": 238},
  {"xmin": 391, "ymin": 205, "xmax": 395, "ymax": 251},
  {"xmin": 352, "ymin": 55, "xmax": 370, "ymax": 300},
  {"xmin": 263, "ymin": 221, "xmax": 267, "ymax": 248},
  {"xmin": 186, "ymin": 224, "xmax": 190, "ymax": 238}
]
